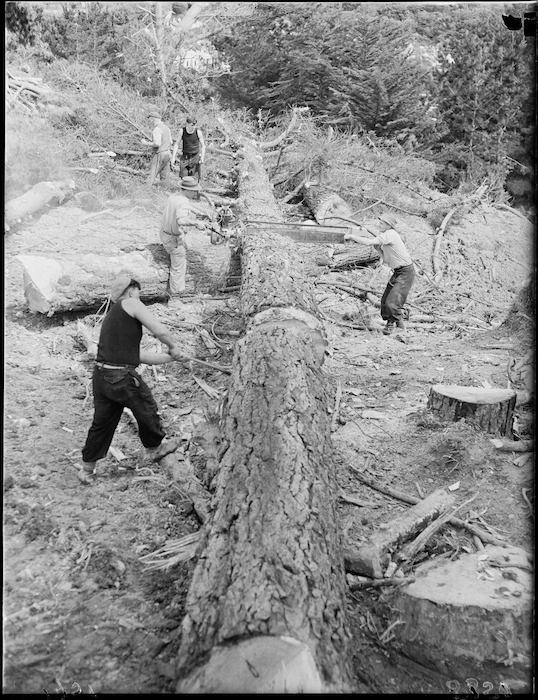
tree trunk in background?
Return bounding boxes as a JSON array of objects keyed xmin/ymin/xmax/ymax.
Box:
[
  {"xmin": 153, "ymin": 2, "xmax": 167, "ymax": 95},
  {"xmin": 302, "ymin": 182, "xmax": 355, "ymax": 226},
  {"xmin": 175, "ymin": 141, "xmax": 353, "ymax": 693}
]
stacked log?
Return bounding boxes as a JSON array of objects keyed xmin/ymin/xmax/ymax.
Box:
[{"xmin": 175, "ymin": 142, "xmax": 353, "ymax": 693}]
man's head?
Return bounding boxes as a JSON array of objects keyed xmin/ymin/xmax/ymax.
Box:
[
  {"xmin": 185, "ymin": 116, "xmax": 196, "ymax": 134},
  {"xmin": 148, "ymin": 111, "xmax": 161, "ymax": 126},
  {"xmin": 378, "ymin": 212, "xmax": 398, "ymax": 231},
  {"xmin": 110, "ymin": 275, "xmax": 141, "ymax": 303},
  {"xmin": 179, "ymin": 176, "xmax": 201, "ymax": 199}
]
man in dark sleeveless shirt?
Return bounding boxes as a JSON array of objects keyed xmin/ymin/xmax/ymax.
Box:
[
  {"xmin": 78, "ymin": 276, "xmax": 186, "ymax": 484},
  {"xmin": 142, "ymin": 111, "xmax": 173, "ymax": 186},
  {"xmin": 171, "ymin": 116, "xmax": 206, "ymax": 182}
]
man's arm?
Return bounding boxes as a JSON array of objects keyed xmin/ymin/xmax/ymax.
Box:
[
  {"xmin": 344, "ymin": 227, "xmax": 382, "ymax": 246},
  {"xmin": 171, "ymin": 128, "xmax": 183, "ymax": 164},
  {"xmin": 142, "ymin": 126, "xmax": 162, "ymax": 149},
  {"xmin": 176, "ymin": 209, "xmax": 207, "ymax": 230},
  {"xmin": 197, "ymin": 129, "xmax": 206, "ymax": 163},
  {"xmin": 123, "ymin": 298, "xmax": 185, "ymax": 360},
  {"xmin": 139, "ymin": 349, "xmax": 175, "ymax": 365}
]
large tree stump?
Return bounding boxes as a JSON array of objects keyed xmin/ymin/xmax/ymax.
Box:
[
  {"xmin": 427, "ymin": 385, "xmax": 517, "ymax": 438},
  {"xmin": 175, "ymin": 142, "xmax": 352, "ymax": 693},
  {"xmin": 5, "ymin": 180, "xmax": 76, "ymax": 230}
]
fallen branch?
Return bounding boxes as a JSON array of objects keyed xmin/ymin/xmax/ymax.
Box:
[
  {"xmin": 339, "ymin": 492, "xmax": 379, "ymax": 508},
  {"xmin": 432, "ymin": 184, "xmax": 489, "ymax": 282},
  {"xmin": 490, "ymin": 438, "xmax": 533, "ymax": 453},
  {"xmin": 348, "ymin": 575, "xmax": 415, "ymax": 591},
  {"xmin": 279, "ymin": 177, "xmax": 308, "ymax": 204},
  {"xmin": 331, "ymin": 381, "xmax": 343, "ymax": 432},
  {"xmin": 258, "ymin": 107, "xmax": 309, "ymax": 150},
  {"xmin": 397, "ymin": 493, "xmax": 478, "ymax": 562},
  {"xmin": 341, "ymin": 161, "xmax": 434, "ymax": 201},
  {"xmin": 350, "ymin": 467, "xmax": 508, "ymax": 547}
]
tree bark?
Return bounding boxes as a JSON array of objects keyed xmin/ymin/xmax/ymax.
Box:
[
  {"xmin": 5, "ymin": 180, "xmax": 76, "ymax": 230},
  {"xmin": 427, "ymin": 385, "xmax": 517, "ymax": 438},
  {"xmin": 176, "ymin": 141, "xmax": 352, "ymax": 693}
]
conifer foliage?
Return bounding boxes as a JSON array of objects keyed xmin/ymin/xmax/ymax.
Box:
[{"xmin": 212, "ymin": 2, "xmax": 434, "ymax": 140}]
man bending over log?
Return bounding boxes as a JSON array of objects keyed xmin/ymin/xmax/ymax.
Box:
[
  {"xmin": 160, "ymin": 177, "xmax": 210, "ymax": 303},
  {"xmin": 77, "ymin": 276, "xmax": 187, "ymax": 485},
  {"xmin": 344, "ymin": 212, "xmax": 415, "ymax": 337}
]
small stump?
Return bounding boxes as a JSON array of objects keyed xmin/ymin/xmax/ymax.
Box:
[{"xmin": 427, "ymin": 385, "xmax": 516, "ymax": 438}]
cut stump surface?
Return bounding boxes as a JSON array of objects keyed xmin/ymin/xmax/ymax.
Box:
[{"xmin": 427, "ymin": 384, "xmax": 516, "ymax": 437}]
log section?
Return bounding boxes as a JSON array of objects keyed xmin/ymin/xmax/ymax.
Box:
[
  {"xmin": 344, "ymin": 489, "xmax": 455, "ymax": 578},
  {"xmin": 5, "ymin": 180, "xmax": 76, "ymax": 229},
  {"xmin": 427, "ymin": 385, "xmax": 516, "ymax": 438},
  {"xmin": 15, "ymin": 251, "xmax": 169, "ymax": 314},
  {"xmin": 176, "ymin": 141, "xmax": 352, "ymax": 692},
  {"xmin": 302, "ymin": 182, "xmax": 354, "ymax": 226}
]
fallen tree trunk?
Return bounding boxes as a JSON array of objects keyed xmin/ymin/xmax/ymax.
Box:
[
  {"xmin": 329, "ymin": 246, "xmax": 380, "ymax": 270},
  {"xmin": 302, "ymin": 182, "xmax": 355, "ymax": 226},
  {"xmin": 176, "ymin": 142, "xmax": 352, "ymax": 693},
  {"xmin": 15, "ymin": 227, "xmax": 231, "ymax": 314},
  {"xmin": 15, "ymin": 251, "xmax": 170, "ymax": 314},
  {"xmin": 5, "ymin": 179, "xmax": 76, "ymax": 230}
]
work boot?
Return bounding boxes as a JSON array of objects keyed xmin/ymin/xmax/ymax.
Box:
[
  {"xmin": 147, "ymin": 436, "xmax": 181, "ymax": 462},
  {"xmin": 382, "ymin": 321, "xmax": 394, "ymax": 336},
  {"xmin": 77, "ymin": 461, "xmax": 96, "ymax": 485}
]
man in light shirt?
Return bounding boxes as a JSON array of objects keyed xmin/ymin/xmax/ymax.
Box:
[
  {"xmin": 160, "ymin": 177, "xmax": 209, "ymax": 303},
  {"xmin": 142, "ymin": 111, "xmax": 172, "ymax": 186},
  {"xmin": 344, "ymin": 213, "xmax": 415, "ymax": 336}
]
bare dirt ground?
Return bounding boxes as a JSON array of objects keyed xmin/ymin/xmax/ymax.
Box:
[{"xmin": 3, "ymin": 195, "xmax": 534, "ymax": 694}]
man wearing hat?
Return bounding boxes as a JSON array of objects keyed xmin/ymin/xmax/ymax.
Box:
[
  {"xmin": 171, "ymin": 116, "xmax": 206, "ymax": 182},
  {"xmin": 159, "ymin": 177, "xmax": 210, "ymax": 298},
  {"xmin": 142, "ymin": 111, "xmax": 173, "ymax": 186},
  {"xmin": 77, "ymin": 276, "xmax": 186, "ymax": 484},
  {"xmin": 344, "ymin": 213, "xmax": 415, "ymax": 336}
]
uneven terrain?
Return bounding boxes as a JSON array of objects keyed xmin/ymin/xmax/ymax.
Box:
[{"xmin": 3, "ymin": 191, "xmax": 534, "ymax": 694}]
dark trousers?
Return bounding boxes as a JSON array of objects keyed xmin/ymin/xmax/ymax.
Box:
[
  {"xmin": 82, "ymin": 366, "xmax": 165, "ymax": 463},
  {"xmin": 179, "ymin": 152, "xmax": 200, "ymax": 179},
  {"xmin": 381, "ymin": 264, "xmax": 415, "ymax": 323}
]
